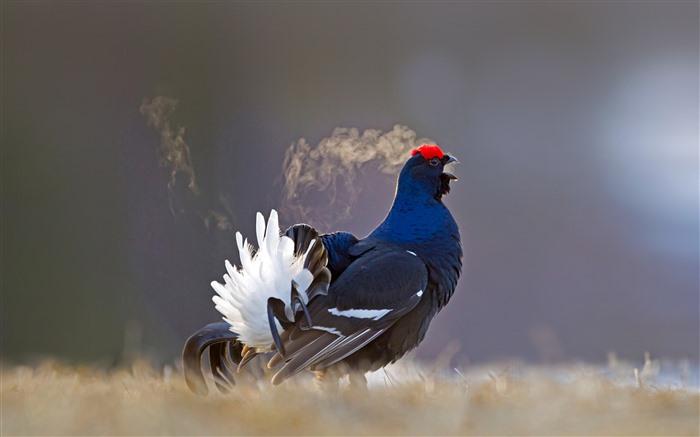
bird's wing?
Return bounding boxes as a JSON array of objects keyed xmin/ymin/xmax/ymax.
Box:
[{"xmin": 269, "ymin": 247, "xmax": 428, "ymax": 384}]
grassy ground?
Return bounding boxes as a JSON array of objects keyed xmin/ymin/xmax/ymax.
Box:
[{"xmin": 2, "ymin": 359, "xmax": 698, "ymax": 436}]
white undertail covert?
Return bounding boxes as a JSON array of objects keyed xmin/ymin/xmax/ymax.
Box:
[{"xmin": 211, "ymin": 210, "xmax": 314, "ymax": 350}]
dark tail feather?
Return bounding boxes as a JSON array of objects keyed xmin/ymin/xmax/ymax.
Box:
[
  {"xmin": 305, "ymin": 239, "xmax": 331, "ymax": 301},
  {"xmin": 182, "ymin": 322, "xmax": 243, "ymax": 395},
  {"xmin": 237, "ymin": 345, "xmax": 259, "ymax": 373},
  {"xmin": 284, "ymin": 224, "xmax": 330, "ymax": 294},
  {"xmin": 267, "ymin": 297, "xmax": 288, "ymax": 357},
  {"xmin": 290, "ymin": 281, "xmax": 313, "ymax": 328},
  {"xmin": 306, "ymin": 267, "xmax": 331, "ymax": 301},
  {"xmin": 284, "ymin": 224, "xmax": 331, "ymax": 303},
  {"xmin": 210, "ymin": 342, "xmax": 234, "ymax": 393},
  {"xmin": 284, "ymin": 223, "xmax": 318, "ymax": 257}
]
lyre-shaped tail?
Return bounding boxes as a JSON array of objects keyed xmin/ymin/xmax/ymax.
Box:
[{"xmin": 183, "ymin": 212, "xmax": 331, "ymax": 394}]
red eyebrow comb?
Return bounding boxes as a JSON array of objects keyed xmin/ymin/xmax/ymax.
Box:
[{"xmin": 411, "ymin": 144, "xmax": 445, "ymax": 160}]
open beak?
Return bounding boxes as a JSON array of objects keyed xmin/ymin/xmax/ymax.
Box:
[
  {"xmin": 443, "ymin": 154, "xmax": 459, "ymax": 180},
  {"xmin": 444, "ymin": 154, "xmax": 459, "ymax": 165}
]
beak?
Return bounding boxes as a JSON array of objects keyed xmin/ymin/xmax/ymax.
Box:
[
  {"xmin": 444, "ymin": 154, "xmax": 459, "ymax": 165},
  {"xmin": 442, "ymin": 154, "xmax": 459, "ymax": 181}
]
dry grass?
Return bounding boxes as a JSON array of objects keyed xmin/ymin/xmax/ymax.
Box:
[{"xmin": 2, "ymin": 359, "xmax": 698, "ymax": 436}]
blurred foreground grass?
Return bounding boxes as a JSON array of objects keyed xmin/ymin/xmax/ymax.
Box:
[{"xmin": 2, "ymin": 358, "xmax": 699, "ymax": 436}]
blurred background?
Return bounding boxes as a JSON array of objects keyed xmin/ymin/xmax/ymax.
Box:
[{"xmin": 3, "ymin": 1, "xmax": 698, "ymax": 369}]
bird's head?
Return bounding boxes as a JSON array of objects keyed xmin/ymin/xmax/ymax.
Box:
[{"xmin": 398, "ymin": 144, "xmax": 459, "ymax": 200}]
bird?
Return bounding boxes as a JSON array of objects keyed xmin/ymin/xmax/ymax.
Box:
[{"xmin": 183, "ymin": 144, "xmax": 462, "ymax": 394}]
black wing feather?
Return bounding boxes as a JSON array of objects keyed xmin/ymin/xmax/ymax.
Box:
[{"xmin": 269, "ymin": 248, "xmax": 428, "ymax": 384}]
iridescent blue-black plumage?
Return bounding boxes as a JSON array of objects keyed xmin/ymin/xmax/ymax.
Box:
[
  {"xmin": 183, "ymin": 146, "xmax": 462, "ymax": 392},
  {"xmin": 317, "ymin": 231, "xmax": 358, "ymax": 278}
]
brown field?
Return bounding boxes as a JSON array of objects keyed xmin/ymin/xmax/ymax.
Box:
[{"xmin": 2, "ymin": 358, "xmax": 698, "ymax": 436}]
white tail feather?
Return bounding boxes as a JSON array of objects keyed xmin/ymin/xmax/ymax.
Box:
[{"xmin": 211, "ymin": 209, "xmax": 316, "ymax": 350}]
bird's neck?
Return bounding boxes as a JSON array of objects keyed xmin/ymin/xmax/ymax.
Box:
[{"xmin": 369, "ymin": 182, "xmax": 453, "ymax": 245}]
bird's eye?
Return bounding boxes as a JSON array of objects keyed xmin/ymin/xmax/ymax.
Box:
[{"xmin": 429, "ymin": 158, "xmax": 440, "ymax": 166}]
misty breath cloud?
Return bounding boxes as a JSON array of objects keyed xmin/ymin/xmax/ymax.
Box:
[
  {"xmin": 281, "ymin": 125, "xmax": 433, "ymax": 227},
  {"xmin": 139, "ymin": 96, "xmax": 198, "ymax": 194},
  {"xmin": 140, "ymin": 97, "xmax": 431, "ymax": 230},
  {"xmin": 140, "ymin": 96, "xmax": 231, "ymax": 231}
]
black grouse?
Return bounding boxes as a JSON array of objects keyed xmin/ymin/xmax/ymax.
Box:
[{"xmin": 183, "ymin": 144, "xmax": 462, "ymax": 393}]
